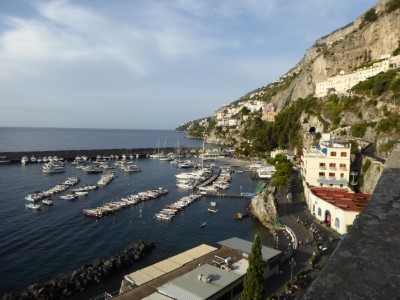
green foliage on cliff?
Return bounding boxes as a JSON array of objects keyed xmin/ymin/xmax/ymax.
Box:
[
  {"xmin": 385, "ymin": 0, "xmax": 400, "ymax": 13},
  {"xmin": 362, "ymin": 8, "xmax": 378, "ymax": 25},
  {"xmin": 351, "ymin": 69, "xmax": 400, "ymax": 96}
]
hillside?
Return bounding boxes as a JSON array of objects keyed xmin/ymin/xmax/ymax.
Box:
[{"xmin": 179, "ymin": 0, "xmax": 400, "ymax": 159}]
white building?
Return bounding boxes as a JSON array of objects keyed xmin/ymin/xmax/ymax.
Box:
[
  {"xmin": 301, "ymin": 135, "xmax": 351, "ymax": 189},
  {"xmin": 304, "ymin": 186, "xmax": 370, "ymax": 234},
  {"xmin": 315, "ymin": 54, "xmax": 400, "ymax": 97}
]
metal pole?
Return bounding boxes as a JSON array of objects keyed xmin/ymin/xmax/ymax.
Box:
[{"xmin": 290, "ymin": 257, "xmax": 296, "ymax": 283}]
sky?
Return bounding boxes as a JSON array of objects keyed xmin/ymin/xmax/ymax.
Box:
[{"xmin": 0, "ymin": 0, "xmax": 378, "ymax": 130}]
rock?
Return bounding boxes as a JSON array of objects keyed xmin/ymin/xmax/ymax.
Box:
[{"xmin": 2, "ymin": 293, "xmax": 16, "ymax": 300}]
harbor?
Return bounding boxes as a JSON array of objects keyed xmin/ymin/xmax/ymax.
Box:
[{"xmin": 0, "ymin": 151, "xmax": 273, "ymax": 297}]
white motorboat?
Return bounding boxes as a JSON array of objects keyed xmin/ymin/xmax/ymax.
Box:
[
  {"xmin": 59, "ymin": 194, "xmax": 76, "ymax": 200},
  {"xmin": 210, "ymin": 201, "xmax": 218, "ymax": 207},
  {"xmin": 30, "ymin": 156, "xmax": 37, "ymax": 163},
  {"xmin": 25, "ymin": 203, "xmax": 41, "ymax": 210},
  {"xmin": 42, "ymin": 199, "xmax": 53, "ymax": 206},
  {"xmin": 21, "ymin": 156, "xmax": 29, "ymax": 165}
]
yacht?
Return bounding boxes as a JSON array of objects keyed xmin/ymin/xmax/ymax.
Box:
[
  {"xmin": 30, "ymin": 156, "xmax": 37, "ymax": 163},
  {"xmin": 21, "ymin": 156, "xmax": 29, "ymax": 165}
]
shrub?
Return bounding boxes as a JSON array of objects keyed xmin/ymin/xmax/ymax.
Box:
[
  {"xmin": 362, "ymin": 159, "xmax": 372, "ymax": 173},
  {"xmin": 363, "ymin": 8, "xmax": 378, "ymax": 23},
  {"xmin": 386, "ymin": 0, "xmax": 400, "ymax": 13},
  {"xmin": 351, "ymin": 123, "xmax": 368, "ymax": 137}
]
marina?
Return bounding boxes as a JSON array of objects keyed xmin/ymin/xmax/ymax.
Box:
[{"xmin": 0, "ymin": 128, "xmax": 273, "ymax": 298}]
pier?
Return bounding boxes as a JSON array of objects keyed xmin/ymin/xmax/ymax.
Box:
[{"xmin": 200, "ymin": 193, "xmax": 244, "ymax": 198}]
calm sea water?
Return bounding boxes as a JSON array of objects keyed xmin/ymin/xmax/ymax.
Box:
[
  {"xmin": 0, "ymin": 127, "xmax": 204, "ymax": 152},
  {"xmin": 0, "ymin": 128, "xmax": 273, "ymax": 297}
]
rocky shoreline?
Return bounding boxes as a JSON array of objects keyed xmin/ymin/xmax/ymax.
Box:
[
  {"xmin": 2, "ymin": 240, "xmax": 155, "ymax": 300},
  {"xmin": 249, "ymin": 186, "xmax": 280, "ymax": 232}
]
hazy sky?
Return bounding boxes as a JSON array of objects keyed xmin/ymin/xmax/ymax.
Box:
[{"xmin": 0, "ymin": 0, "xmax": 377, "ymax": 130}]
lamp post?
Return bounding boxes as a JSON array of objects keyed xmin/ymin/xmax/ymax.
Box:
[{"xmin": 290, "ymin": 257, "xmax": 296, "ymax": 283}]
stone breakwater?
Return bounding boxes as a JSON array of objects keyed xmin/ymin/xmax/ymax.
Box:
[{"xmin": 2, "ymin": 240, "xmax": 154, "ymax": 300}]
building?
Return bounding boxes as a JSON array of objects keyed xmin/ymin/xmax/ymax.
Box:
[
  {"xmin": 116, "ymin": 238, "xmax": 282, "ymax": 300},
  {"xmin": 301, "ymin": 134, "xmax": 351, "ymax": 189},
  {"xmin": 262, "ymin": 104, "xmax": 276, "ymax": 122},
  {"xmin": 315, "ymin": 54, "xmax": 400, "ymax": 97},
  {"xmin": 303, "ymin": 187, "xmax": 371, "ymax": 235},
  {"xmin": 270, "ymin": 149, "xmax": 296, "ymax": 162}
]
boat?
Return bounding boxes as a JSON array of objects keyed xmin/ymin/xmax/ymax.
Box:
[
  {"xmin": 208, "ymin": 207, "xmax": 218, "ymax": 213},
  {"xmin": 42, "ymin": 162, "xmax": 65, "ymax": 173},
  {"xmin": 59, "ymin": 194, "xmax": 76, "ymax": 200},
  {"xmin": 200, "ymin": 222, "xmax": 206, "ymax": 228},
  {"xmin": 42, "ymin": 199, "xmax": 53, "ymax": 206},
  {"xmin": 30, "ymin": 156, "xmax": 37, "ymax": 163},
  {"xmin": 83, "ymin": 208, "xmax": 103, "ymax": 218},
  {"xmin": 74, "ymin": 191, "xmax": 89, "ymax": 197},
  {"xmin": 25, "ymin": 203, "xmax": 41, "ymax": 210},
  {"xmin": 21, "ymin": 156, "xmax": 29, "ymax": 165},
  {"xmin": 0, "ymin": 156, "xmax": 10, "ymax": 163},
  {"xmin": 210, "ymin": 201, "xmax": 218, "ymax": 207},
  {"xmin": 83, "ymin": 166, "xmax": 102, "ymax": 174}
]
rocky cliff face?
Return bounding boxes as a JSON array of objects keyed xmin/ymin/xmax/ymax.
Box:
[
  {"xmin": 249, "ymin": 187, "xmax": 279, "ymax": 231},
  {"xmin": 274, "ymin": 0, "xmax": 400, "ymax": 106}
]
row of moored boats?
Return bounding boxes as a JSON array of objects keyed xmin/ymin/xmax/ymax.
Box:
[
  {"xmin": 155, "ymin": 194, "xmax": 202, "ymax": 221},
  {"xmin": 82, "ymin": 187, "xmax": 168, "ymax": 218},
  {"xmin": 25, "ymin": 177, "xmax": 81, "ymax": 210}
]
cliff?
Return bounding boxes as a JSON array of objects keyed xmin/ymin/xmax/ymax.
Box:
[
  {"xmin": 182, "ymin": 0, "xmax": 400, "ymax": 145},
  {"xmin": 249, "ymin": 187, "xmax": 279, "ymax": 231}
]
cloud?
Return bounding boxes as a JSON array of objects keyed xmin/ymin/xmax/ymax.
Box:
[{"xmin": 0, "ymin": 0, "xmax": 378, "ymax": 129}]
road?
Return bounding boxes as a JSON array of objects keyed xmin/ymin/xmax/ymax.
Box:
[{"xmin": 263, "ymin": 168, "xmax": 340, "ymax": 298}]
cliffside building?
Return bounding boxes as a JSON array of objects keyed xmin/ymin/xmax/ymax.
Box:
[
  {"xmin": 262, "ymin": 104, "xmax": 276, "ymax": 122},
  {"xmin": 300, "ymin": 134, "xmax": 351, "ymax": 189},
  {"xmin": 303, "ymin": 187, "xmax": 371, "ymax": 234},
  {"xmin": 315, "ymin": 54, "xmax": 400, "ymax": 97}
]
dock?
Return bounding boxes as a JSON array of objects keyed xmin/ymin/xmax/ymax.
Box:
[{"xmin": 197, "ymin": 193, "xmax": 244, "ymax": 198}]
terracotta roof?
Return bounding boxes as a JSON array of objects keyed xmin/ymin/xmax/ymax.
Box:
[{"xmin": 310, "ymin": 188, "xmax": 371, "ymax": 212}]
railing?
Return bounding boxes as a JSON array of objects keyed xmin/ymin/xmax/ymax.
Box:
[{"xmin": 90, "ymin": 291, "xmax": 119, "ymax": 300}]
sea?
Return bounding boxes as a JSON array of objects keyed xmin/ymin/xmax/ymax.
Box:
[{"xmin": 0, "ymin": 127, "xmax": 273, "ymax": 298}]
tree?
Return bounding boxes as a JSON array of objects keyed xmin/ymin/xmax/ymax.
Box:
[{"xmin": 241, "ymin": 234, "xmax": 264, "ymax": 300}]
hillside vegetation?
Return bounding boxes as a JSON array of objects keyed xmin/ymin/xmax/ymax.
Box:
[{"xmin": 179, "ymin": 0, "xmax": 400, "ymax": 159}]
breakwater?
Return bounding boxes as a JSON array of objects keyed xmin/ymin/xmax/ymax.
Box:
[
  {"xmin": 0, "ymin": 147, "xmax": 203, "ymax": 162},
  {"xmin": 2, "ymin": 240, "xmax": 154, "ymax": 300}
]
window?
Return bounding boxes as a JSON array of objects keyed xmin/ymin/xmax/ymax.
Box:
[
  {"xmin": 329, "ymin": 173, "xmax": 335, "ymax": 178},
  {"xmin": 331, "ymin": 151, "xmax": 337, "ymax": 157},
  {"xmin": 340, "ymin": 163, "xmax": 346, "ymax": 169},
  {"xmin": 335, "ymin": 218, "xmax": 340, "ymax": 228},
  {"xmin": 340, "ymin": 173, "xmax": 345, "ymax": 178},
  {"xmin": 341, "ymin": 152, "xmax": 347, "ymax": 157},
  {"xmin": 319, "ymin": 163, "xmax": 326, "ymax": 169},
  {"xmin": 329, "ymin": 163, "xmax": 336, "ymax": 169},
  {"xmin": 319, "ymin": 172, "xmax": 325, "ymax": 177},
  {"xmin": 318, "ymin": 208, "xmax": 322, "ymax": 216}
]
